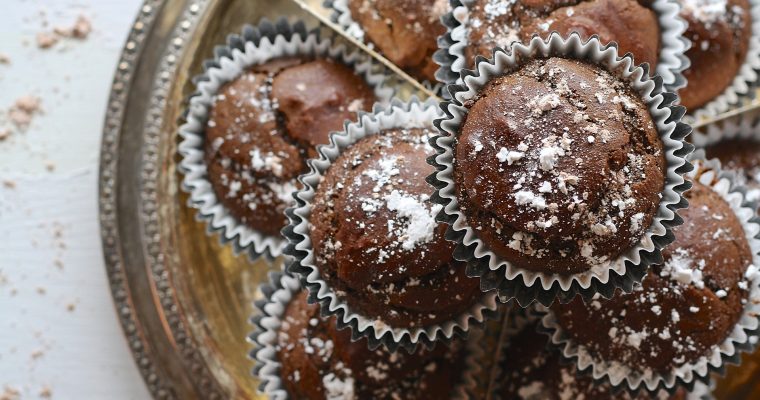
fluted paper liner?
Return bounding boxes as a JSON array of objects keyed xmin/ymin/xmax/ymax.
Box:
[
  {"xmin": 428, "ymin": 33, "xmax": 693, "ymax": 306},
  {"xmin": 283, "ymin": 98, "xmax": 499, "ymax": 353},
  {"xmin": 178, "ymin": 19, "xmax": 394, "ymax": 260},
  {"xmin": 249, "ymin": 270, "xmax": 483, "ymax": 399},
  {"xmin": 434, "ymin": 0, "xmax": 690, "ymax": 94},
  {"xmin": 536, "ymin": 153, "xmax": 760, "ymax": 394}
]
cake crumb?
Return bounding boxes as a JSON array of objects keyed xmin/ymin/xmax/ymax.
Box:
[
  {"xmin": 0, "ymin": 128, "xmax": 9, "ymax": 141},
  {"xmin": 36, "ymin": 32, "xmax": 59, "ymax": 49},
  {"xmin": 2, "ymin": 180, "xmax": 16, "ymax": 189},
  {"xmin": 0, "ymin": 386, "xmax": 20, "ymax": 400},
  {"xmin": 39, "ymin": 386, "xmax": 52, "ymax": 399},
  {"xmin": 8, "ymin": 95, "xmax": 42, "ymax": 130},
  {"xmin": 0, "ymin": 53, "xmax": 9, "ymax": 65}
]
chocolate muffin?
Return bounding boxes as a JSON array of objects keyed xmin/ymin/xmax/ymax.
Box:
[
  {"xmin": 705, "ymin": 138, "xmax": 760, "ymax": 201},
  {"xmin": 462, "ymin": 0, "xmax": 661, "ymax": 70},
  {"xmin": 347, "ymin": 0, "xmax": 449, "ymax": 82},
  {"xmin": 276, "ymin": 290, "xmax": 466, "ymax": 399},
  {"xmin": 310, "ymin": 127, "xmax": 481, "ymax": 327},
  {"xmin": 551, "ymin": 178, "xmax": 754, "ymax": 375},
  {"xmin": 455, "ymin": 58, "xmax": 665, "ymax": 274},
  {"xmin": 498, "ymin": 318, "xmax": 687, "ymax": 400},
  {"xmin": 204, "ymin": 58, "xmax": 376, "ymax": 237},
  {"xmin": 678, "ymin": 0, "xmax": 752, "ymax": 111}
]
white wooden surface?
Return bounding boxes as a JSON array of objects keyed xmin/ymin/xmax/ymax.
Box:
[{"xmin": 0, "ymin": 1, "xmax": 151, "ymax": 398}]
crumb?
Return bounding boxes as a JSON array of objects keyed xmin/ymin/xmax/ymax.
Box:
[
  {"xmin": 0, "ymin": 128, "xmax": 9, "ymax": 141},
  {"xmin": 53, "ymin": 259, "xmax": 63, "ymax": 269},
  {"xmin": 0, "ymin": 386, "xmax": 20, "ymax": 400},
  {"xmin": 2, "ymin": 180, "xmax": 15, "ymax": 189},
  {"xmin": 71, "ymin": 15, "xmax": 92, "ymax": 39},
  {"xmin": 0, "ymin": 53, "xmax": 9, "ymax": 65},
  {"xmin": 45, "ymin": 161, "xmax": 56, "ymax": 172},
  {"xmin": 36, "ymin": 287, "xmax": 46, "ymax": 295},
  {"xmin": 36, "ymin": 32, "xmax": 59, "ymax": 49},
  {"xmin": 66, "ymin": 302, "xmax": 76, "ymax": 312},
  {"xmin": 8, "ymin": 95, "xmax": 42, "ymax": 130},
  {"xmin": 30, "ymin": 349, "xmax": 44, "ymax": 360},
  {"xmin": 39, "ymin": 386, "xmax": 52, "ymax": 399}
]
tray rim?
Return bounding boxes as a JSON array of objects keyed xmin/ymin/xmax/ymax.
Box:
[{"xmin": 98, "ymin": 0, "xmax": 228, "ymax": 398}]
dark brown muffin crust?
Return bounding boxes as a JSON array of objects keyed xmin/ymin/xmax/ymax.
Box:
[
  {"xmin": 276, "ymin": 290, "xmax": 465, "ymax": 399},
  {"xmin": 551, "ymin": 179, "xmax": 753, "ymax": 374},
  {"xmin": 705, "ymin": 138, "xmax": 760, "ymax": 201},
  {"xmin": 310, "ymin": 128, "xmax": 481, "ymax": 327},
  {"xmin": 455, "ymin": 58, "xmax": 665, "ymax": 274},
  {"xmin": 679, "ymin": 0, "xmax": 752, "ymax": 111},
  {"xmin": 347, "ymin": 0, "xmax": 448, "ymax": 82},
  {"xmin": 497, "ymin": 318, "xmax": 686, "ymax": 400},
  {"xmin": 204, "ymin": 58, "xmax": 376, "ymax": 237},
  {"xmin": 463, "ymin": 0, "xmax": 660, "ymax": 70}
]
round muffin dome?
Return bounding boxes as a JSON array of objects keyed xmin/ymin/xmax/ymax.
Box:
[
  {"xmin": 550, "ymin": 178, "xmax": 754, "ymax": 374},
  {"xmin": 276, "ymin": 290, "xmax": 466, "ymax": 399},
  {"xmin": 204, "ymin": 58, "xmax": 376, "ymax": 237},
  {"xmin": 463, "ymin": 0, "xmax": 661, "ymax": 70},
  {"xmin": 346, "ymin": 0, "xmax": 448, "ymax": 82},
  {"xmin": 310, "ymin": 127, "xmax": 481, "ymax": 327},
  {"xmin": 678, "ymin": 0, "xmax": 752, "ymax": 111},
  {"xmin": 454, "ymin": 57, "xmax": 665, "ymax": 274}
]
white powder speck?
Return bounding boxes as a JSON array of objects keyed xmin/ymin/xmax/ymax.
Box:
[
  {"xmin": 384, "ymin": 190, "xmax": 441, "ymax": 250},
  {"xmin": 496, "ymin": 147, "xmax": 525, "ymax": 164}
]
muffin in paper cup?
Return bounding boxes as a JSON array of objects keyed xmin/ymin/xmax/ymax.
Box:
[
  {"xmin": 178, "ymin": 19, "xmax": 394, "ymax": 260},
  {"xmin": 490, "ymin": 306, "xmax": 715, "ymax": 399},
  {"xmin": 428, "ymin": 32, "xmax": 693, "ymax": 306},
  {"xmin": 434, "ymin": 0, "xmax": 690, "ymax": 93},
  {"xmin": 324, "ymin": 0, "xmax": 447, "ymax": 93},
  {"xmin": 534, "ymin": 152, "xmax": 760, "ymax": 394},
  {"xmin": 248, "ymin": 270, "xmax": 483, "ymax": 399},
  {"xmin": 283, "ymin": 97, "xmax": 499, "ymax": 353},
  {"xmin": 685, "ymin": 0, "xmax": 760, "ymax": 120}
]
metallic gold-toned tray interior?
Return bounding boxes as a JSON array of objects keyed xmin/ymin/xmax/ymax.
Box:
[{"xmin": 99, "ymin": 0, "xmax": 760, "ymax": 398}]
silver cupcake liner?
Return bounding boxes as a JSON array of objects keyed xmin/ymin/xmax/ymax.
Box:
[
  {"xmin": 689, "ymin": 0, "xmax": 760, "ymax": 120},
  {"xmin": 283, "ymin": 97, "xmax": 499, "ymax": 353},
  {"xmin": 535, "ymin": 152, "xmax": 760, "ymax": 394},
  {"xmin": 434, "ymin": 0, "xmax": 690, "ymax": 94},
  {"xmin": 177, "ymin": 19, "xmax": 395, "ymax": 260},
  {"xmin": 428, "ymin": 33, "xmax": 693, "ymax": 306},
  {"xmin": 249, "ymin": 270, "xmax": 483, "ymax": 399},
  {"xmin": 324, "ymin": 0, "xmax": 446, "ymax": 94}
]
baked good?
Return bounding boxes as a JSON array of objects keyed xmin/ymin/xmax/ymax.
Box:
[
  {"xmin": 550, "ymin": 178, "xmax": 754, "ymax": 374},
  {"xmin": 276, "ymin": 290, "xmax": 466, "ymax": 399},
  {"xmin": 454, "ymin": 57, "xmax": 665, "ymax": 274},
  {"xmin": 497, "ymin": 318, "xmax": 687, "ymax": 400},
  {"xmin": 310, "ymin": 127, "xmax": 481, "ymax": 327},
  {"xmin": 463, "ymin": 0, "xmax": 660, "ymax": 70},
  {"xmin": 678, "ymin": 0, "xmax": 752, "ymax": 111},
  {"xmin": 204, "ymin": 58, "xmax": 376, "ymax": 237},
  {"xmin": 705, "ymin": 138, "xmax": 760, "ymax": 201},
  {"xmin": 347, "ymin": 0, "xmax": 449, "ymax": 82}
]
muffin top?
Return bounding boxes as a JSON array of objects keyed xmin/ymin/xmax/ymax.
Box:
[
  {"xmin": 497, "ymin": 318, "xmax": 686, "ymax": 400},
  {"xmin": 678, "ymin": 0, "xmax": 752, "ymax": 110},
  {"xmin": 455, "ymin": 57, "xmax": 665, "ymax": 274},
  {"xmin": 204, "ymin": 58, "xmax": 376, "ymax": 237},
  {"xmin": 705, "ymin": 138, "xmax": 760, "ymax": 201},
  {"xmin": 551, "ymin": 178, "xmax": 754, "ymax": 373},
  {"xmin": 311, "ymin": 127, "xmax": 481, "ymax": 326},
  {"xmin": 276, "ymin": 290, "xmax": 466, "ymax": 399},
  {"xmin": 347, "ymin": 0, "xmax": 449, "ymax": 82},
  {"xmin": 463, "ymin": 0, "xmax": 660, "ymax": 70}
]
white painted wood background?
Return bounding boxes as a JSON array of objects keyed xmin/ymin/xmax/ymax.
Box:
[{"xmin": 1, "ymin": 1, "xmax": 151, "ymax": 398}]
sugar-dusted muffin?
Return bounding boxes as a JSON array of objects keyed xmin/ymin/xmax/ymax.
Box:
[
  {"xmin": 463, "ymin": 0, "xmax": 661, "ymax": 70},
  {"xmin": 454, "ymin": 58, "xmax": 665, "ymax": 274},
  {"xmin": 347, "ymin": 0, "xmax": 449, "ymax": 82},
  {"xmin": 705, "ymin": 138, "xmax": 760, "ymax": 201},
  {"xmin": 205, "ymin": 58, "xmax": 376, "ymax": 237},
  {"xmin": 276, "ymin": 290, "xmax": 466, "ymax": 399},
  {"xmin": 310, "ymin": 127, "xmax": 481, "ymax": 327},
  {"xmin": 551, "ymin": 179, "xmax": 754, "ymax": 374},
  {"xmin": 678, "ymin": 0, "xmax": 752, "ymax": 111},
  {"xmin": 497, "ymin": 318, "xmax": 687, "ymax": 400}
]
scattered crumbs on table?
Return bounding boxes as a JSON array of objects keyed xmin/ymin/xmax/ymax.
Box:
[
  {"xmin": 0, "ymin": 386, "xmax": 20, "ymax": 400},
  {"xmin": 35, "ymin": 14, "xmax": 93, "ymax": 50},
  {"xmin": 7, "ymin": 95, "xmax": 43, "ymax": 130}
]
